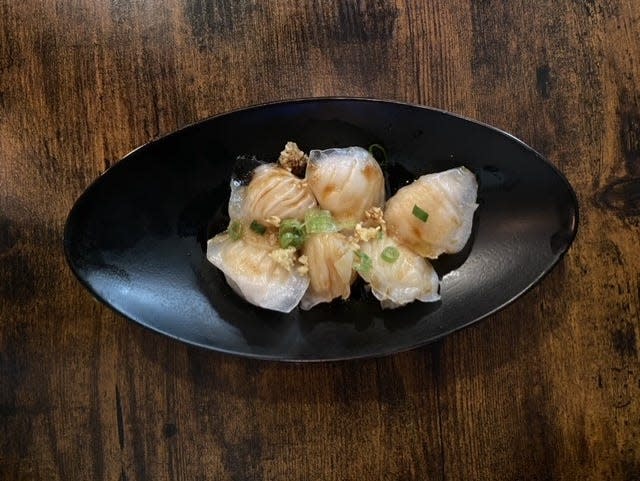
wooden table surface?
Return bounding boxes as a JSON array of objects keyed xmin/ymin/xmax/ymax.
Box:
[{"xmin": 2, "ymin": 1, "xmax": 639, "ymax": 479}]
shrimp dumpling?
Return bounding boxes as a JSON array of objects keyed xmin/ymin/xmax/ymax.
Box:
[
  {"xmin": 206, "ymin": 231, "xmax": 309, "ymax": 313},
  {"xmin": 300, "ymin": 232, "xmax": 356, "ymax": 310},
  {"xmin": 385, "ymin": 167, "xmax": 478, "ymax": 258},
  {"xmin": 306, "ymin": 147, "xmax": 385, "ymax": 223},
  {"xmin": 358, "ymin": 236, "xmax": 440, "ymax": 309},
  {"xmin": 230, "ymin": 164, "xmax": 317, "ymax": 222}
]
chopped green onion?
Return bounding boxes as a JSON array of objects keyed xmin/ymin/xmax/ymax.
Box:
[
  {"xmin": 368, "ymin": 143, "xmax": 387, "ymax": 164},
  {"xmin": 377, "ymin": 229, "xmax": 384, "ymax": 240},
  {"xmin": 279, "ymin": 229, "xmax": 304, "ymax": 248},
  {"xmin": 250, "ymin": 220, "xmax": 267, "ymax": 235},
  {"xmin": 412, "ymin": 204, "xmax": 429, "ymax": 222},
  {"xmin": 280, "ymin": 218, "xmax": 303, "ymax": 232},
  {"xmin": 279, "ymin": 232, "xmax": 296, "ymax": 248},
  {"xmin": 354, "ymin": 250, "xmax": 372, "ymax": 275},
  {"xmin": 279, "ymin": 218, "xmax": 305, "ymax": 248},
  {"xmin": 228, "ymin": 220, "xmax": 243, "ymax": 241},
  {"xmin": 381, "ymin": 246, "xmax": 400, "ymax": 263},
  {"xmin": 304, "ymin": 209, "xmax": 338, "ymax": 235}
]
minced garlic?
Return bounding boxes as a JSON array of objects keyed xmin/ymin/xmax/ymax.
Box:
[
  {"xmin": 363, "ymin": 206, "xmax": 386, "ymax": 231},
  {"xmin": 354, "ymin": 223, "xmax": 381, "ymax": 243},
  {"xmin": 269, "ymin": 246, "xmax": 297, "ymax": 271},
  {"xmin": 295, "ymin": 254, "xmax": 309, "ymax": 275},
  {"xmin": 278, "ymin": 141, "xmax": 308, "ymax": 173},
  {"xmin": 265, "ymin": 215, "xmax": 281, "ymax": 228}
]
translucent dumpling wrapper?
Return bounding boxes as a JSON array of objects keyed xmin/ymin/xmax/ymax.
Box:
[
  {"xmin": 306, "ymin": 147, "xmax": 385, "ymax": 223},
  {"xmin": 384, "ymin": 167, "xmax": 478, "ymax": 258},
  {"xmin": 357, "ymin": 236, "xmax": 440, "ymax": 309},
  {"xmin": 206, "ymin": 230, "xmax": 309, "ymax": 313},
  {"xmin": 229, "ymin": 163, "xmax": 317, "ymax": 222},
  {"xmin": 300, "ymin": 232, "xmax": 356, "ymax": 310}
]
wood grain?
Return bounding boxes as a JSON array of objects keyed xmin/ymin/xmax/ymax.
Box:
[{"xmin": 1, "ymin": 0, "xmax": 639, "ymax": 479}]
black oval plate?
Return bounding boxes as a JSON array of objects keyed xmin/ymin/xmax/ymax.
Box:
[{"xmin": 64, "ymin": 98, "xmax": 578, "ymax": 361}]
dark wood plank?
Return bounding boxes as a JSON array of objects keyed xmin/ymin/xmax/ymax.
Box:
[
  {"xmin": 0, "ymin": 0, "xmax": 638, "ymax": 480},
  {"xmin": 437, "ymin": 1, "xmax": 640, "ymax": 479}
]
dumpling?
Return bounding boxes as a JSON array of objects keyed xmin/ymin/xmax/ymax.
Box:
[
  {"xmin": 384, "ymin": 167, "xmax": 478, "ymax": 258},
  {"xmin": 300, "ymin": 232, "xmax": 356, "ymax": 310},
  {"xmin": 206, "ymin": 229, "xmax": 309, "ymax": 313},
  {"xmin": 230, "ymin": 163, "xmax": 317, "ymax": 222},
  {"xmin": 306, "ymin": 147, "xmax": 385, "ymax": 223},
  {"xmin": 357, "ymin": 236, "xmax": 440, "ymax": 309}
]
